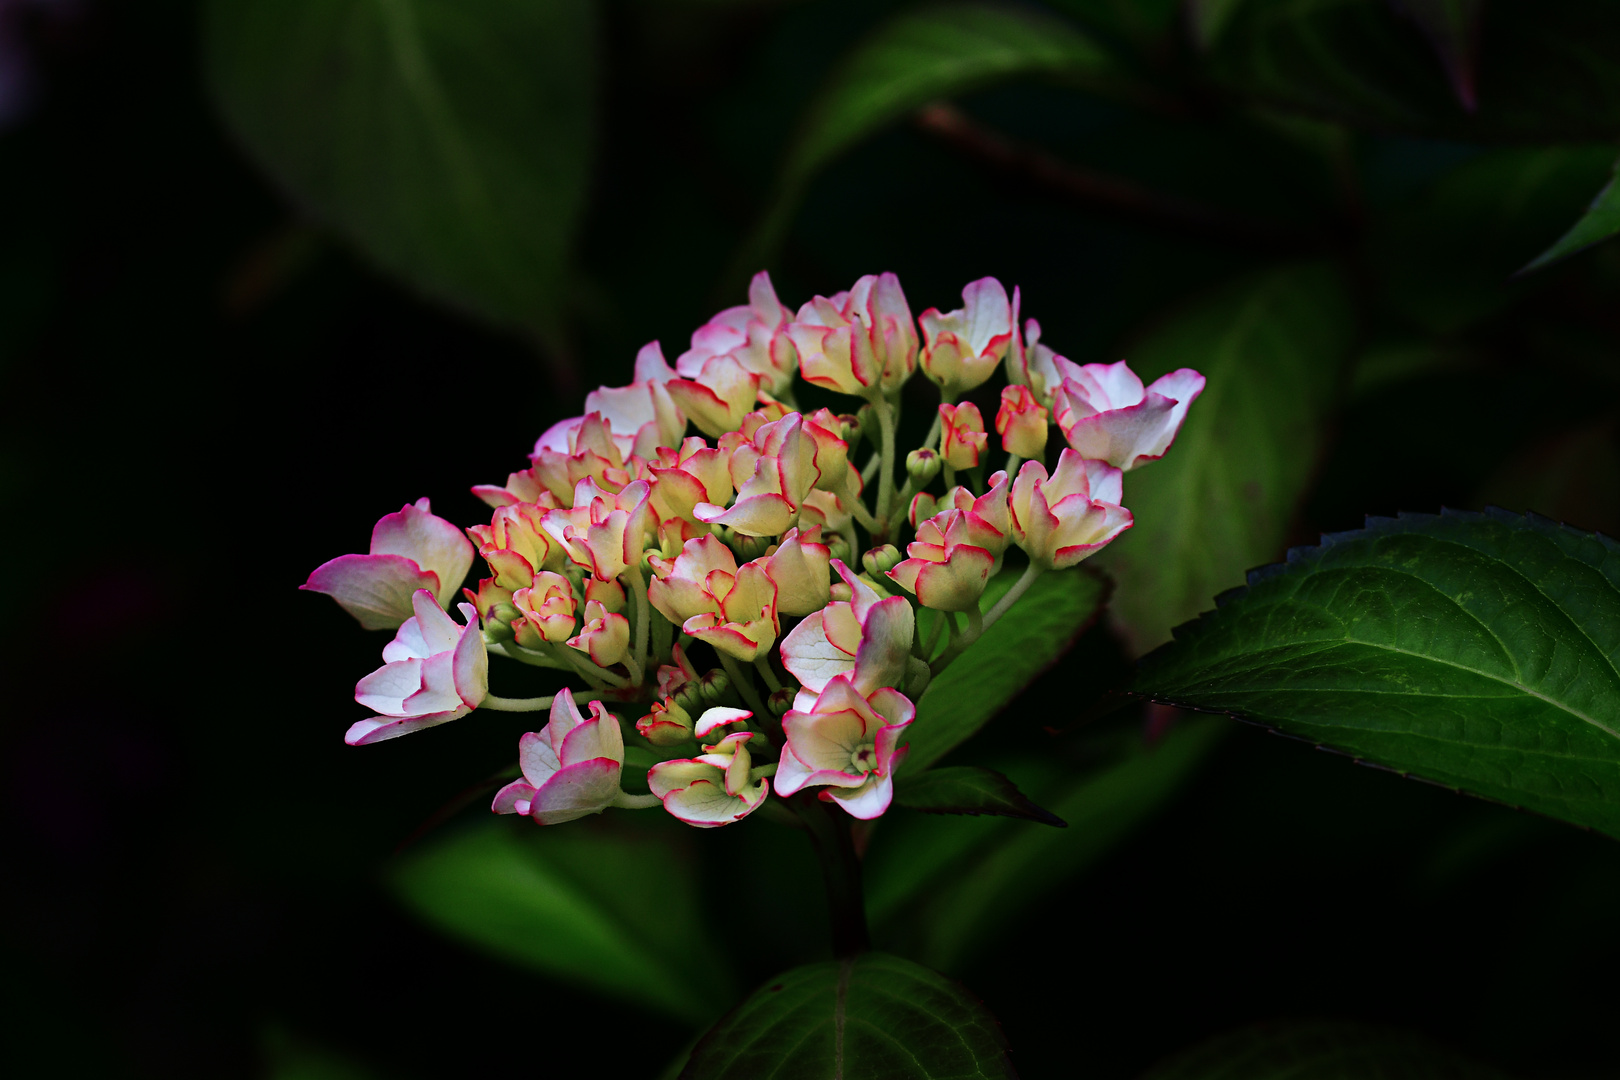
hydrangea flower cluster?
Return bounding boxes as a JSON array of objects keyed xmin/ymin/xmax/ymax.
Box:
[{"xmin": 304, "ymin": 273, "xmax": 1202, "ymax": 827}]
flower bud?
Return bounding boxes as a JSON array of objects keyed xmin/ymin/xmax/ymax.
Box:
[
  {"xmin": 768, "ymin": 687, "xmax": 796, "ymax": 717},
  {"xmin": 721, "ymin": 526, "xmax": 773, "ymax": 561},
  {"xmin": 838, "ymin": 412, "xmax": 863, "ymax": 448},
  {"xmin": 862, "ymin": 544, "xmax": 903, "ymax": 577},
  {"xmin": 906, "ymin": 448, "xmax": 942, "ymax": 487},
  {"xmin": 827, "ymin": 534, "xmax": 852, "ymax": 563},
  {"xmin": 699, "ymin": 669, "xmax": 732, "ymax": 705},
  {"xmin": 636, "ymin": 699, "xmax": 695, "ymax": 747},
  {"xmin": 673, "ymin": 679, "xmax": 709, "ymax": 716}
]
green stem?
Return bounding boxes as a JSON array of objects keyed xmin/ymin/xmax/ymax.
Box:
[
  {"xmin": 791, "ymin": 793, "xmax": 870, "ymax": 957},
  {"xmin": 718, "ymin": 651, "xmax": 770, "ymax": 716},
  {"xmin": 1005, "ymin": 453, "xmax": 1023, "ymax": 478},
  {"xmin": 623, "ymin": 564, "xmax": 651, "ymax": 688},
  {"xmin": 480, "ymin": 693, "xmax": 571, "ymax": 712},
  {"xmin": 929, "ymin": 606, "xmax": 983, "ymax": 676},
  {"xmin": 754, "ymin": 656, "xmax": 784, "ymax": 693},
  {"xmin": 942, "ymin": 463, "xmax": 956, "ymax": 489},
  {"xmin": 860, "ymin": 451, "xmax": 881, "ymax": 486},
  {"xmin": 874, "ymin": 395, "xmax": 898, "ymax": 525},
  {"xmin": 486, "ymin": 642, "xmax": 568, "ymax": 670},
  {"xmin": 550, "ymin": 642, "xmax": 630, "ymax": 689},
  {"xmin": 650, "ymin": 606, "xmax": 673, "ymax": 668},
  {"xmin": 612, "ymin": 792, "xmax": 662, "ymax": 810},
  {"xmin": 920, "ymin": 408, "xmax": 944, "ymax": 452},
  {"xmin": 981, "ymin": 560, "xmax": 1044, "ymax": 633}
]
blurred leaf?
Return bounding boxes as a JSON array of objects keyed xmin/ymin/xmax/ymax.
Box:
[
  {"xmin": 1387, "ymin": 0, "xmax": 1482, "ymax": 111},
  {"xmin": 867, "ymin": 718, "xmax": 1226, "ymax": 970},
  {"xmin": 203, "ymin": 0, "xmax": 596, "ymax": 345},
  {"xmin": 1206, "ymin": 0, "xmax": 1620, "ymax": 140},
  {"xmin": 1519, "ymin": 160, "xmax": 1620, "ymax": 273},
  {"xmin": 894, "ymin": 765, "xmax": 1066, "ymax": 825},
  {"xmin": 742, "ymin": 1, "xmax": 1125, "ymax": 270},
  {"xmin": 1134, "ymin": 509, "xmax": 1620, "ymax": 839},
  {"xmin": 680, "ymin": 952, "xmax": 1015, "ymax": 1080},
  {"xmin": 264, "ymin": 1026, "xmax": 385, "ymax": 1080},
  {"xmin": 390, "ymin": 816, "xmax": 727, "ymax": 1022},
  {"xmin": 1044, "ymin": 0, "xmax": 1182, "ymax": 50},
  {"xmin": 1140, "ymin": 1020, "xmax": 1513, "ymax": 1079},
  {"xmin": 1369, "ymin": 145, "xmax": 1617, "ymax": 334},
  {"xmin": 1477, "ymin": 416, "xmax": 1620, "ymax": 538},
  {"xmin": 1095, "ymin": 264, "xmax": 1355, "ymax": 654},
  {"xmin": 909, "ymin": 566, "xmax": 1108, "ymax": 773}
]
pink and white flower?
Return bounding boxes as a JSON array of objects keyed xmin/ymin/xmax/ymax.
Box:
[
  {"xmin": 919, "ymin": 276, "xmax": 1014, "ymax": 398},
  {"xmin": 765, "ymin": 526, "xmax": 832, "ymax": 617},
  {"xmin": 648, "ymin": 730, "xmax": 770, "ymax": 827},
  {"xmin": 511, "ymin": 572, "xmax": 577, "ymax": 647},
  {"xmin": 529, "ymin": 412, "xmax": 632, "ymax": 502},
  {"xmin": 788, "ymin": 273, "xmax": 917, "ymax": 400},
  {"xmin": 466, "ymin": 501, "xmax": 565, "ymax": 591},
  {"xmin": 349, "ymin": 590, "xmax": 488, "ymax": 744},
  {"xmin": 995, "ymin": 383, "xmax": 1049, "ymax": 459},
  {"xmin": 696, "ymin": 412, "xmax": 819, "ymax": 537},
  {"xmin": 304, "ymin": 498, "xmax": 476, "ymax": 631},
  {"xmin": 1050, "ymin": 360, "xmax": 1205, "ymax": 471},
  {"xmin": 676, "ymin": 271, "xmax": 800, "ymax": 398},
  {"xmin": 531, "ymin": 343, "xmax": 685, "ymax": 466},
  {"xmin": 647, "ymin": 535, "xmax": 781, "ymax": 661},
  {"xmin": 938, "ymin": 401, "xmax": 988, "ymax": 470},
  {"xmin": 779, "ymin": 559, "xmax": 912, "ymax": 696},
  {"xmin": 567, "ymin": 599, "xmax": 630, "ymax": 668},
  {"xmin": 886, "ymin": 509, "xmax": 997, "ymax": 612},
  {"xmin": 666, "ymin": 354, "xmax": 764, "ymax": 438},
  {"xmin": 646, "ymin": 437, "xmax": 734, "ymax": 530},
  {"xmin": 776, "ymin": 675, "xmax": 914, "ymax": 819},
  {"xmin": 1009, "ymin": 450, "xmax": 1133, "ymax": 569},
  {"xmin": 492, "ymin": 689, "xmax": 634, "ymax": 826},
  {"xmin": 909, "ymin": 471, "xmax": 1012, "ymax": 557},
  {"xmin": 542, "ymin": 477, "xmax": 654, "ymax": 582}
]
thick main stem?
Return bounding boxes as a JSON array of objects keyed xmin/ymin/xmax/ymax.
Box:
[
  {"xmin": 623, "ymin": 564, "xmax": 651, "ymax": 687},
  {"xmin": 793, "ymin": 794, "xmax": 870, "ymax": 957},
  {"xmin": 874, "ymin": 395, "xmax": 898, "ymax": 526}
]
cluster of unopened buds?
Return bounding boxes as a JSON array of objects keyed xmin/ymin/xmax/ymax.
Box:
[{"xmin": 304, "ymin": 273, "xmax": 1203, "ymax": 827}]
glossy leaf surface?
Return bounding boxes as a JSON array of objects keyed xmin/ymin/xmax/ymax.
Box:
[
  {"xmin": 1141, "ymin": 1020, "xmax": 1512, "ymax": 1079},
  {"xmin": 1135, "ymin": 509, "xmax": 1620, "ymax": 838},
  {"xmin": 203, "ymin": 0, "xmax": 595, "ymax": 343},
  {"xmin": 1095, "ymin": 264, "xmax": 1355, "ymax": 653},
  {"xmin": 894, "ymin": 765, "xmax": 1065, "ymax": 826},
  {"xmin": 909, "ymin": 566, "xmax": 1108, "ymax": 773},
  {"xmin": 680, "ymin": 952, "xmax": 1014, "ymax": 1080},
  {"xmin": 390, "ymin": 817, "xmax": 726, "ymax": 1021}
]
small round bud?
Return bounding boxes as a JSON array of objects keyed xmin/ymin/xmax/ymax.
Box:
[
  {"xmin": 482, "ymin": 621, "xmax": 516, "ymax": 646},
  {"xmin": 827, "ymin": 534, "xmax": 852, "ymax": 563},
  {"xmin": 768, "ymin": 687, "xmax": 796, "ymax": 717},
  {"xmin": 721, "ymin": 526, "xmax": 773, "ymax": 561},
  {"xmin": 906, "ymin": 448, "xmax": 942, "ymax": 486},
  {"xmin": 839, "ymin": 412, "xmax": 863, "ymax": 447},
  {"xmin": 862, "ymin": 544, "xmax": 903, "ymax": 577},
  {"xmin": 699, "ymin": 669, "xmax": 732, "ymax": 704},
  {"xmin": 673, "ymin": 680, "xmax": 708, "ymax": 715}
]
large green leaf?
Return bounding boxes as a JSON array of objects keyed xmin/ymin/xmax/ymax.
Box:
[
  {"xmin": 894, "ymin": 765, "xmax": 1065, "ymax": 825},
  {"xmin": 1205, "ymin": 0, "xmax": 1620, "ymax": 141},
  {"xmin": 908, "ymin": 565, "xmax": 1108, "ymax": 773},
  {"xmin": 1134, "ymin": 509, "xmax": 1620, "ymax": 838},
  {"xmin": 867, "ymin": 719, "xmax": 1226, "ymax": 970},
  {"xmin": 679, "ymin": 952, "xmax": 1014, "ymax": 1080},
  {"xmin": 1520, "ymin": 159, "xmax": 1620, "ymax": 274},
  {"xmin": 1094, "ymin": 264, "xmax": 1355, "ymax": 654},
  {"xmin": 390, "ymin": 816, "xmax": 728, "ymax": 1022},
  {"xmin": 1140, "ymin": 1021, "xmax": 1512, "ymax": 1079},
  {"xmin": 203, "ymin": 0, "xmax": 595, "ymax": 344},
  {"xmin": 741, "ymin": 1, "xmax": 1124, "ymax": 268}
]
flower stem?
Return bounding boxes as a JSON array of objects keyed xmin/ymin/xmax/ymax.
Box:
[
  {"xmin": 920, "ymin": 408, "xmax": 944, "ymax": 452},
  {"xmin": 612, "ymin": 791, "xmax": 662, "ymax": 810},
  {"xmin": 551, "ymin": 643, "xmax": 630, "ymax": 689},
  {"xmin": 929, "ymin": 606, "xmax": 983, "ymax": 676},
  {"xmin": 623, "ymin": 564, "xmax": 651, "ymax": 688},
  {"xmin": 650, "ymin": 606, "xmax": 673, "ymax": 668},
  {"xmin": 982, "ymin": 559, "xmax": 1044, "ymax": 633},
  {"xmin": 487, "ymin": 642, "xmax": 568, "ymax": 670},
  {"xmin": 1005, "ymin": 453, "xmax": 1023, "ymax": 478},
  {"xmin": 718, "ymin": 651, "xmax": 769, "ymax": 716},
  {"xmin": 791, "ymin": 793, "xmax": 870, "ymax": 957},
  {"xmin": 480, "ymin": 690, "xmax": 600, "ymax": 712},
  {"xmin": 754, "ymin": 656, "xmax": 784, "ymax": 693},
  {"xmin": 874, "ymin": 395, "xmax": 898, "ymax": 525}
]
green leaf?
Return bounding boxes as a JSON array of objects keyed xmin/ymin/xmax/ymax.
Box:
[
  {"xmin": 1134, "ymin": 509, "xmax": 1620, "ymax": 838},
  {"xmin": 202, "ymin": 0, "xmax": 596, "ymax": 344},
  {"xmin": 894, "ymin": 765, "xmax": 1066, "ymax": 826},
  {"xmin": 908, "ymin": 566, "xmax": 1108, "ymax": 773},
  {"xmin": 390, "ymin": 816, "xmax": 729, "ymax": 1022},
  {"xmin": 1520, "ymin": 160, "xmax": 1620, "ymax": 274},
  {"xmin": 679, "ymin": 952, "xmax": 1015, "ymax": 1080},
  {"xmin": 1140, "ymin": 1020, "xmax": 1513, "ymax": 1079},
  {"xmin": 741, "ymin": 1, "xmax": 1124, "ymax": 268},
  {"xmin": 1206, "ymin": 0, "xmax": 1620, "ymax": 141},
  {"xmin": 867, "ymin": 719, "xmax": 1226, "ymax": 970},
  {"xmin": 1094, "ymin": 264, "xmax": 1355, "ymax": 654}
]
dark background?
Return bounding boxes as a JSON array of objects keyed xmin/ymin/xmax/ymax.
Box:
[{"xmin": 3, "ymin": 1, "xmax": 1618, "ymax": 1077}]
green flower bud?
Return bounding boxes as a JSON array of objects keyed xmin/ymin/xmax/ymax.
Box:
[
  {"xmin": 673, "ymin": 680, "xmax": 708, "ymax": 716},
  {"xmin": 862, "ymin": 544, "xmax": 903, "ymax": 577},
  {"xmin": 721, "ymin": 526, "xmax": 773, "ymax": 561},
  {"xmin": 768, "ymin": 687, "xmax": 796, "ymax": 717},
  {"xmin": 827, "ymin": 534, "xmax": 852, "ymax": 563},
  {"xmin": 906, "ymin": 448, "xmax": 942, "ymax": 486},
  {"xmin": 699, "ymin": 669, "xmax": 732, "ymax": 705},
  {"xmin": 839, "ymin": 412, "xmax": 864, "ymax": 447}
]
